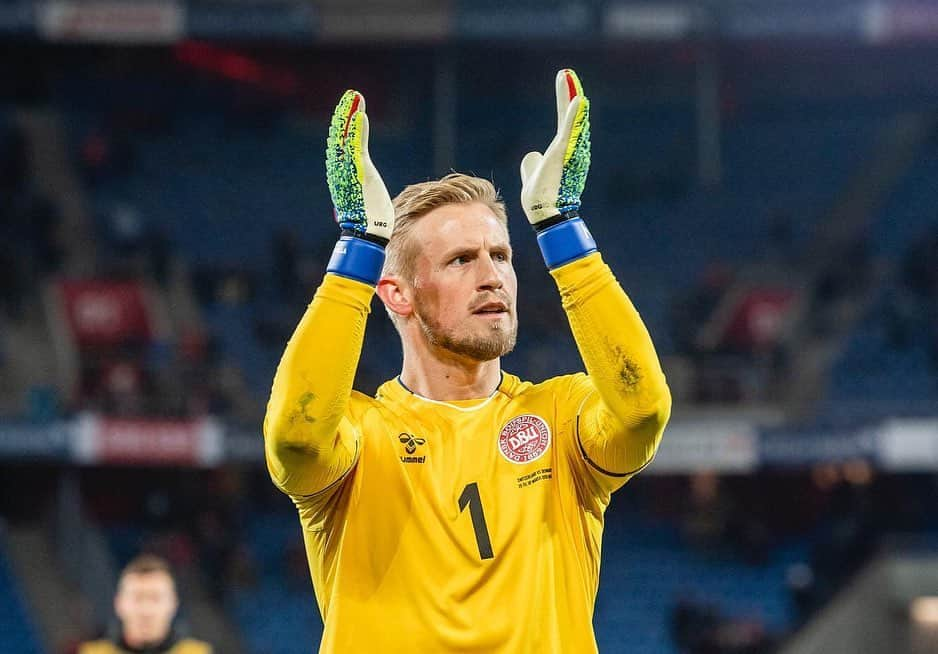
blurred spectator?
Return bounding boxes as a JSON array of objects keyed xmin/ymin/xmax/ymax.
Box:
[{"xmin": 77, "ymin": 554, "xmax": 212, "ymax": 654}]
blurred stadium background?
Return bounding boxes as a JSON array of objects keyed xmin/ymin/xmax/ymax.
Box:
[{"xmin": 2, "ymin": 0, "xmax": 938, "ymax": 653}]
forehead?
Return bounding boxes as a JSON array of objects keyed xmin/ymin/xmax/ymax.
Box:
[
  {"xmin": 411, "ymin": 202, "xmax": 509, "ymax": 253},
  {"xmin": 119, "ymin": 571, "xmax": 175, "ymax": 593}
]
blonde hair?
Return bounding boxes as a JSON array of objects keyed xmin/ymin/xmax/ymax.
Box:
[{"xmin": 383, "ymin": 173, "xmax": 508, "ymax": 281}]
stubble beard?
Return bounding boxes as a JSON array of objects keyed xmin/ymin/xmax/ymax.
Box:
[{"xmin": 416, "ymin": 306, "xmax": 518, "ymax": 362}]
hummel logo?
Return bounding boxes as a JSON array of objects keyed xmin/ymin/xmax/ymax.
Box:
[
  {"xmin": 399, "ymin": 433, "xmax": 427, "ymax": 464},
  {"xmin": 399, "ymin": 433, "xmax": 426, "ymax": 454}
]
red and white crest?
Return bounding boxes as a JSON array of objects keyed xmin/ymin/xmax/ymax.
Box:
[{"xmin": 498, "ymin": 415, "xmax": 551, "ymax": 464}]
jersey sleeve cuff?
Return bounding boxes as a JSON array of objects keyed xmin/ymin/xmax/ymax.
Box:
[
  {"xmin": 326, "ymin": 235, "xmax": 386, "ymax": 286},
  {"xmin": 535, "ymin": 217, "xmax": 597, "ymax": 269}
]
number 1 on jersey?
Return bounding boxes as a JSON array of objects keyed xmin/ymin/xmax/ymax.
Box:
[{"xmin": 458, "ymin": 482, "xmax": 494, "ymax": 560}]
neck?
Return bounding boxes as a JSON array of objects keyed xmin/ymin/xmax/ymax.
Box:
[
  {"xmin": 399, "ymin": 344, "xmax": 502, "ymax": 401},
  {"xmin": 121, "ymin": 630, "xmax": 172, "ymax": 652}
]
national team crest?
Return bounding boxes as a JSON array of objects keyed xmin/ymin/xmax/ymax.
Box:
[{"xmin": 498, "ymin": 415, "xmax": 551, "ymax": 464}]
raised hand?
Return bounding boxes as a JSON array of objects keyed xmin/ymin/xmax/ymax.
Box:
[
  {"xmin": 326, "ymin": 90, "xmax": 394, "ymax": 243},
  {"xmin": 520, "ymin": 69, "xmax": 591, "ymax": 227}
]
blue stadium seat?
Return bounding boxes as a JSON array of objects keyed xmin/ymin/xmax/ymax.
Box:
[
  {"xmin": 230, "ymin": 512, "xmax": 323, "ymax": 654},
  {"xmin": 825, "ymin": 289, "xmax": 938, "ymax": 420},
  {"xmin": 872, "ymin": 150, "xmax": 938, "ymax": 256}
]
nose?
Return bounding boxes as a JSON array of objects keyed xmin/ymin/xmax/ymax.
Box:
[{"xmin": 476, "ymin": 253, "xmax": 504, "ymax": 291}]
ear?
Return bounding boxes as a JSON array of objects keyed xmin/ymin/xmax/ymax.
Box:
[{"xmin": 376, "ymin": 275, "xmax": 413, "ymax": 320}]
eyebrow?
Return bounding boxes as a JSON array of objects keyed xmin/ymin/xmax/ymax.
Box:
[{"xmin": 441, "ymin": 242, "xmax": 512, "ymax": 259}]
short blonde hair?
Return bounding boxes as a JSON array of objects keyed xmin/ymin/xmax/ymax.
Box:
[{"xmin": 384, "ymin": 173, "xmax": 508, "ymax": 281}]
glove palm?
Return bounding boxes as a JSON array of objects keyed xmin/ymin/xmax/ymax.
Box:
[{"xmin": 520, "ymin": 69, "xmax": 591, "ymax": 226}]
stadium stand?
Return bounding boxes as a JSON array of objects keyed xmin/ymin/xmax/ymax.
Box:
[
  {"xmin": 228, "ymin": 512, "xmax": 323, "ymax": 654},
  {"xmin": 825, "ymin": 292, "xmax": 938, "ymax": 421},
  {"xmin": 823, "ymin": 129, "xmax": 938, "ymax": 421},
  {"xmin": 870, "ymin": 138, "xmax": 938, "ymax": 257}
]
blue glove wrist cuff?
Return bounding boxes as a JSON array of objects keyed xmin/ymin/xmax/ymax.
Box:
[
  {"xmin": 536, "ymin": 216, "xmax": 597, "ymax": 269},
  {"xmin": 326, "ymin": 235, "xmax": 386, "ymax": 285}
]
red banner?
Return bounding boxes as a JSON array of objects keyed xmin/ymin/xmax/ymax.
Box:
[
  {"xmin": 59, "ymin": 280, "xmax": 153, "ymax": 347},
  {"xmin": 39, "ymin": 1, "xmax": 184, "ymax": 44},
  {"xmin": 74, "ymin": 414, "xmax": 223, "ymax": 466}
]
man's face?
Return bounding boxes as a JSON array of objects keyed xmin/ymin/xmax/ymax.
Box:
[
  {"xmin": 114, "ymin": 571, "xmax": 178, "ymax": 646},
  {"xmin": 408, "ymin": 202, "xmax": 518, "ymax": 362}
]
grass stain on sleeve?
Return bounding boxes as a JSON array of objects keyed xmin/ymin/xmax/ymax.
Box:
[
  {"xmin": 288, "ymin": 391, "xmax": 318, "ymax": 425},
  {"xmin": 613, "ymin": 347, "xmax": 642, "ymax": 391}
]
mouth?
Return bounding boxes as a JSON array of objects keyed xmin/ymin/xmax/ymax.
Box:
[{"xmin": 472, "ymin": 301, "xmax": 509, "ymax": 317}]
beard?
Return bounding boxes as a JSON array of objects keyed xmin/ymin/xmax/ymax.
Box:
[{"xmin": 414, "ymin": 302, "xmax": 518, "ymax": 362}]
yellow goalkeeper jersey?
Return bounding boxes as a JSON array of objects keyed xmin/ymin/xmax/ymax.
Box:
[
  {"xmin": 78, "ymin": 638, "xmax": 211, "ymax": 654},
  {"xmin": 265, "ymin": 253, "xmax": 671, "ymax": 653}
]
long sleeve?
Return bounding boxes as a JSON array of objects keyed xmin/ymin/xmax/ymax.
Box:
[
  {"xmin": 263, "ymin": 273, "xmax": 374, "ymax": 496},
  {"xmin": 551, "ymin": 252, "xmax": 671, "ymax": 486}
]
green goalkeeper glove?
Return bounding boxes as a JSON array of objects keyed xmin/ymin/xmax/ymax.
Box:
[
  {"xmin": 325, "ymin": 90, "xmax": 394, "ymax": 284},
  {"xmin": 519, "ymin": 69, "xmax": 596, "ymax": 269}
]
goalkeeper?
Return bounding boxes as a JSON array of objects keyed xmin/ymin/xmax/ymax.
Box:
[{"xmin": 265, "ymin": 70, "xmax": 670, "ymax": 653}]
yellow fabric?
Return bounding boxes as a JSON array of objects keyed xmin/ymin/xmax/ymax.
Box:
[
  {"xmin": 550, "ymin": 251, "xmax": 672, "ymax": 493},
  {"xmin": 264, "ymin": 274, "xmax": 373, "ymax": 497},
  {"xmin": 264, "ymin": 253, "xmax": 671, "ymax": 653},
  {"xmin": 77, "ymin": 638, "xmax": 211, "ymax": 654}
]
